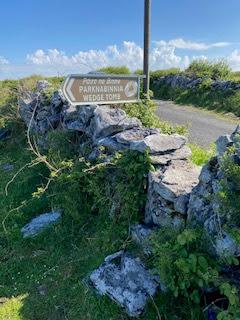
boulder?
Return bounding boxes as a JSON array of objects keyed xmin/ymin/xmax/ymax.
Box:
[
  {"xmin": 21, "ymin": 211, "xmax": 62, "ymax": 238},
  {"xmin": 90, "ymin": 251, "xmax": 159, "ymax": 317},
  {"xmin": 88, "ymin": 106, "xmax": 141, "ymax": 140},
  {"xmin": 152, "ymin": 160, "xmax": 201, "ymax": 202}
]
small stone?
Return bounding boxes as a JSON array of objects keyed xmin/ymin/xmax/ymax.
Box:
[
  {"xmin": 2, "ymin": 163, "xmax": 14, "ymax": 171},
  {"xmin": 21, "ymin": 211, "xmax": 62, "ymax": 238}
]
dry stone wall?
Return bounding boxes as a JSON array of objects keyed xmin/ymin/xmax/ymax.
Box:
[{"xmin": 18, "ymin": 80, "xmax": 240, "ymax": 317}]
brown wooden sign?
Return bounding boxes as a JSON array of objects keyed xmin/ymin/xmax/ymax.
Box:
[{"xmin": 62, "ymin": 74, "xmax": 141, "ymax": 106}]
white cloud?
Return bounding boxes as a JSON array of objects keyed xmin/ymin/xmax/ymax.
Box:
[
  {"xmin": 0, "ymin": 56, "xmax": 9, "ymax": 64},
  {"xmin": 227, "ymin": 50, "xmax": 240, "ymax": 71},
  {"xmin": 157, "ymin": 38, "xmax": 231, "ymax": 51},
  {"xmin": 0, "ymin": 38, "xmax": 237, "ymax": 79}
]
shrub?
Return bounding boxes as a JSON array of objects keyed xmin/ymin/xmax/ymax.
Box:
[
  {"xmin": 122, "ymin": 99, "xmax": 187, "ymax": 135},
  {"xmin": 97, "ymin": 66, "xmax": 131, "ymax": 74},
  {"xmin": 185, "ymin": 59, "xmax": 232, "ymax": 80},
  {"xmin": 151, "ymin": 68, "xmax": 181, "ymax": 79},
  {"xmin": 151, "ymin": 228, "xmax": 240, "ymax": 319}
]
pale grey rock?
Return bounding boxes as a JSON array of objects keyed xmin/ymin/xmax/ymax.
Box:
[
  {"xmin": 36, "ymin": 80, "xmax": 51, "ymax": 92},
  {"xmin": 130, "ymin": 134, "xmax": 187, "ymax": 154},
  {"xmin": 174, "ymin": 194, "xmax": 190, "ymax": 215},
  {"xmin": 150, "ymin": 145, "xmax": 191, "ymax": 165},
  {"xmin": 152, "ymin": 160, "xmax": 201, "ymax": 202},
  {"xmin": 90, "ymin": 252, "xmax": 159, "ymax": 317},
  {"xmin": 64, "ymin": 105, "xmax": 96, "ymax": 132},
  {"xmin": 215, "ymin": 233, "xmax": 240, "ymax": 258},
  {"xmin": 199, "ymin": 164, "xmax": 213, "ymax": 184},
  {"xmin": 97, "ymin": 136, "xmax": 128, "ymax": 152},
  {"xmin": 88, "ymin": 106, "xmax": 141, "ymax": 140},
  {"xmin": 216, "ymin": 135, "xmax": 233, "ymax": 156},
  {"xmin": 115, "ymin": 128, "xmax": 159, "ymax": 145},
  {"xmin": 21, "ymin": 211, "xmax": 62, "ymax": 238}
]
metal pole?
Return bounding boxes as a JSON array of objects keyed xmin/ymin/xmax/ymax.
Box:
[{"xmin": 143, "ymin": 0, "xmax": 151, "ymax": 99}]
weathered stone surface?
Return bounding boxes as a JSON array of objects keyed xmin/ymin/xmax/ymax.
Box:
[
  {"xmin": 130, "ymin": 134, "xmax": 187, "ymax": 154},
  {"xmin": 88, "ymin": 106, "xmax": 141, "ymax": 140},
  {"xmin": 36, "ymin": 80, "xmax": 51, "ymax": 92},
  {"xmin": 153, "ymin": 160, "xmax": 201, "ymax": 202},
  {"xmin": 150, "ymin": 145, "xmax": 191, "ymax": 165},
  {"xmin": 90, "ymin": 251, "xmax": 159, "ymax": 317},
  {"xmin": 115, "ymin": 128, "xmax": 160, "ymax": 145},
  {"xmin": 145, "ymin": 160, "xmax": 200, "ymax": 227},
  {"xmin": 216, "ymin": 135, "xmax": 233, "ymax": 156},
  {"xmin": 21, "ymin": 211, "xmax": 62, "ymax": 238},
  {"xmin": 215, "ymin": 233, "xmax": 240, "ymax": 258}
]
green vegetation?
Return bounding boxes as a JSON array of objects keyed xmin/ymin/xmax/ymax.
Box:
[
  {"xmin": 151, "ymin": 60, "xmax": 240, "ymax": 117},
  {"xmin": 189, "ymin": 143, "xmax": 216, "ymax": 166},
  {"xmin": 185, "ymin": 60, "xmax": 232, "ymax": 80},
  {"xmin": 150, "ymin": 228, "xmax": 240, "ymax": 320},
  {"xmin": 1, "ymin": 75, "xmax": 239, "ymax": 320},
  {"xmin": 123, "ymin": 99, "xmax": 187, "ymax": 135},
  {"xmin": 97, "ymin": 66, "xmax": 131, "ymax": 74}
]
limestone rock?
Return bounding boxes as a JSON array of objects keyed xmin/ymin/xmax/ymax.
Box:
[
  {"xmin": 90, "ymin": 251, "xmax": 159, "ymax": 317},
  {"xmin": 36, "ymin": 80, "xmax": 51, "ymax": 92},
  {"xmin": 150, "ymin": 145, "xmax": 191, "ymax": 165},
  {"xmin": 130, "ymin": 134, "xmax": 187, "ymax": 154},
  {"xmin": 21, "ymin": 211, "xmax": 62, "ymax": 238},
  {"xmin": 88, "ymin": 106, "xmax": 141, "ymax": 140},
  {"xmin": 215, "ymin": 233, "xmax": 240, "ymax": 258},
  {"xmin": 153, "ymin": 160, "xmax": 201, "ymax": 202},
  {"xmin": 216, "ymin": 135, "xmax": 233, "ymax": 156}
]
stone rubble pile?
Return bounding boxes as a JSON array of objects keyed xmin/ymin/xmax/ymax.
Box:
[{"xmin": 152, "ymin": 73, "xmax": 240, "ymax": 92}]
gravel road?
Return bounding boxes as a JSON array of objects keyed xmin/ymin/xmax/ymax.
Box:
[{"xmin": 155, "ymin": 100, "xmax": 238, "ymax": 147}]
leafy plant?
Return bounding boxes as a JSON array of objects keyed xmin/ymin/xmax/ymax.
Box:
[
  {"xmin": 122, "ymin": 99, "xmax": 187, "ymax": 135},
  {"xmin": 185, "ymin": 59, "xmax": 232, "ymax": 80}
]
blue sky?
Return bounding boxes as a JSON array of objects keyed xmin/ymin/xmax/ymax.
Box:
[{"xmin": 1, "ymin": 0, "xmax": 240, "ymax": 79}]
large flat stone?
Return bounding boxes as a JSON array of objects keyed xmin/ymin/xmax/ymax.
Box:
[
  {"xmin": 153, "ymin": 160, "xmax": 201, "ymax": 202},
  {"xmin": 150, "ymin": 145, "xmax": 191, "ymax": 165},
  {"xmin": 90, "ymin": 251, "xmax": 159, "ymax": 317},
  {"xmin": 130, "ymin": 134, "xmax": 187, "ymax": 154}
]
